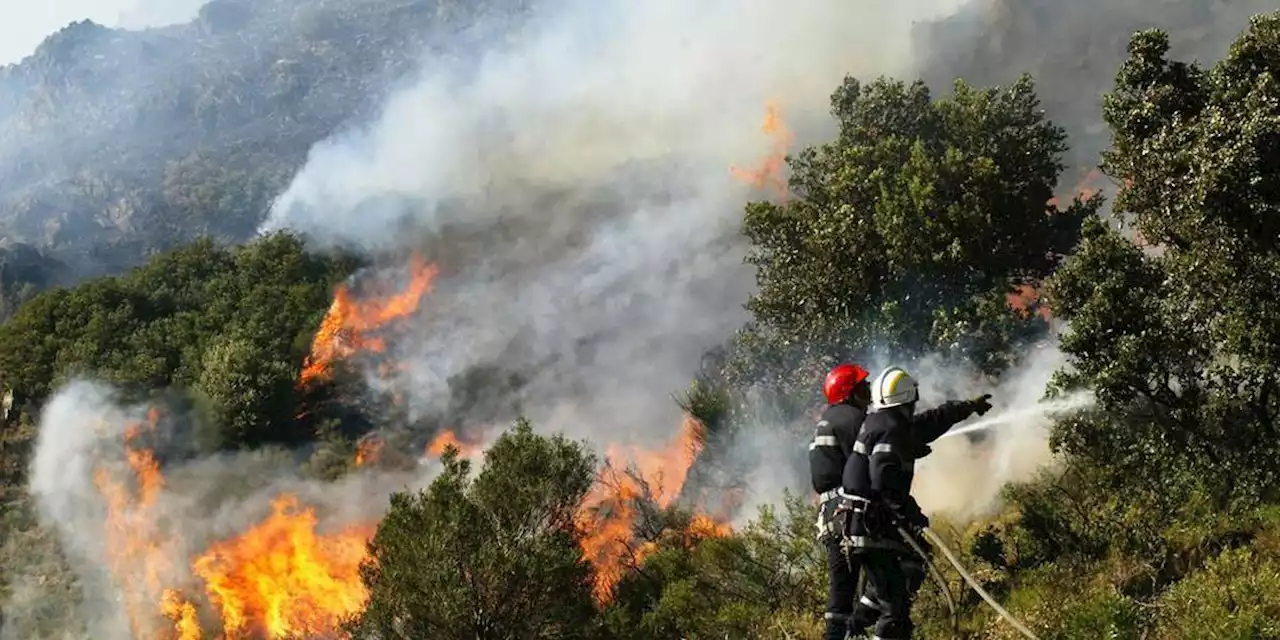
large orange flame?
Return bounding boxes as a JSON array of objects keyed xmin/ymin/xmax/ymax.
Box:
[
  {"xmin": 191, "ymin": 495, "xmax": 374, "ymax": 639},
  {"xmin": 299, "ymin": 254, "xmax": 438, "ymax": 386},
  {"xmin": 731, "ymin": 102, "xmax": 794, "ymax": 202}
]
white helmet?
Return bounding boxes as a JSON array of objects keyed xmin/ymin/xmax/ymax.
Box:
[{"xmin": 871, "ymin": 366, "xmax": 919, "ymax": 410}]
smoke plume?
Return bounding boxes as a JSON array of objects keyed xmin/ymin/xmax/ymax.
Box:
[
  {"xmin": 260, "ymin": 0, "xmax": 973, "ymax": 457},
  {"xmin": 8, "ymin": 379, "xmax": 447, "ymax": 639}
]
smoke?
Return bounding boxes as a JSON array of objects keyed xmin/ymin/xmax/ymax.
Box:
[
  {"xmin": 714, "ymin": 339, "xmax": 1094, "ymax": 528},
  {"xmin": 0, "ymin": 0, "xmax": 206, "ymax": 66},
  {"xmin": 261, "ymin": 0, "xmax": 974, "ymax": 458},
  {"xmin": 5, "ymin": 379, "xmax": 449, "ymax": 639},
  {"xmin": 907, "ymin": 341, "xmax": 1092, "ymax": 521}
]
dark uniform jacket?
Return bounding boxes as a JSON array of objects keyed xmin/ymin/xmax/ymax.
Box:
[
  {"xmin": 809, "ymin": 403, "xmax": 868, "ymax": 542},
  {"xmin": 809, "ymin": 403, "xmax": 868, "ymax": 497},
  {"xmin": 841, "ymin": 400, "xmax": 980, "ymax": 548}
]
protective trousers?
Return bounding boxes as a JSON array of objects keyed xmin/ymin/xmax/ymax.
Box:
[
  {"xmin": 816, "ymin": 492, "xmax": 860, "ymax": 640},
  {"xmin": 824, "ymin": 537, "xmax": 859, "ymax": 640},
  {"xmin": 851, "ymin": 551, "xmax": 927, "ymax": 634},
  {"xmin": 859, "ymin": 549, "xmax": 913, "ymax": 639}
]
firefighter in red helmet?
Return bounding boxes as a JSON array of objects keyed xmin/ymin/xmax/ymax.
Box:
[{"xmin": 809, "ymin": 362, "xmax": 872, "ymax": 640}]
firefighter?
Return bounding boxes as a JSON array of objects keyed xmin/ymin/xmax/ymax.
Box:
[
  {"xmin": 842, "ymin": 366, "xmax": 992, "ymax": 639},
  {"xmin": 809, "ymin": 362, "xmax": 873, "ymax": 640}
]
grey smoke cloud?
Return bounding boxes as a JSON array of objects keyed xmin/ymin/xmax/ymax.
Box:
[
  {"xmin": 0, "ymin": 0, "xmax": 206, "ymax": 66},
  {"xmin": 261, "ymin": 0, "xmax": 973, "ymax": 456}
]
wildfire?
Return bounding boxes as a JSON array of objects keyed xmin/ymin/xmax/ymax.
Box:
[
  {"xmin": 425, "ymin": 429, "xmax": 484, "ymax": 458},
  {"xmin": 354, "ymin": 434, "xmax": 384, "ymax": 468},
  {"xmin": 731, "ymin": 102, "xmax": 794, "ymax": 201},
  {"xmin": 299, "ymin": 254, "xmax": 438, "ymax": 386},
  {"xmin": 1007, "ymin": 283, "xmax": 1051, "ymax": 320},
  {"xmin": 91, "ymin": 407, "xmax": 378, "ymax": 640},
  {"xmin": 575, "ymin": 414, "xmax": 730, "ymax": 603},
  {"xmin": 93, "ymin": 407, "xmax": 181, "ymax": 639},
  {"xmin": 1048, "ymin": 166, "xmax": 1107, "ymax": 209},
  {"xmin": 85, "ymin": 246, "xmax": 740, "ymax": 638},
  {"xmin": 192, "ymin": 495, "xmax": 374, "ymax": 639}
]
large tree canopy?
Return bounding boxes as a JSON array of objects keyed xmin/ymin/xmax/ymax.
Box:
[
  {"xmin": 1047, "ymin": 15, "xmax": 1280, "ymax": 506},
  {"xmin": 727, "ymin": 75, "xmax": 1095, "ymax": 406}
]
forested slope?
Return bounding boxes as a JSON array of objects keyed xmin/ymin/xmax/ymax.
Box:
[{"xmin": 0, "ymin": 3, "xmax": 1277, "ymax": 640}]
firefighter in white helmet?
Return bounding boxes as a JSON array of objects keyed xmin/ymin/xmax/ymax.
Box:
[{"xmin": 840, "ymin": 366, "xmax": 992, "ymax": 639}]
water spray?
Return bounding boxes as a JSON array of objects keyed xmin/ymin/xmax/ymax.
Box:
[{"xmin": 935, "ymin": 392, "xmax": 1094, "ymax": 441}]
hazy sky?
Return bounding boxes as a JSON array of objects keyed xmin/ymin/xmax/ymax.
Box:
[{"xmin": 0, "ymin": 0, "xmax": 207, "ymax": 65}]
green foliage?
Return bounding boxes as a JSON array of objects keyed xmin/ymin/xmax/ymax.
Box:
[
  {"xmin": 729, "ymin": 74, "xmax": 1094, "ymax": 404},
  {"xmin": 0, "ymin": 232, "xmax": 358, "ymax": 449},
  {"xmin": 1047, "ymin": 13, "xmax": 1280, "ymax": 506},
  {"xmin": 1154, "ymin": 547, "xmax": 1280, "ymax": 639},
  {"xmin": 602, "ymin": 492, "xmax": 824, "ymax": 639},
  {"xmin": 346, "ymin": 419, "xmax": 599, "ymax": 639},
  {"xmin": 3, "ymin": 12, "xmax": 1280, "ymax": 640}
]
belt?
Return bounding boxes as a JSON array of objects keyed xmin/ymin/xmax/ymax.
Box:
[{"xmin": 818, "ymin": 489, "xmax": 870, "ymax": 504}]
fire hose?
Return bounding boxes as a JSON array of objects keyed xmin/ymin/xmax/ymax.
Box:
[{"xmin": 897, "ymin": 525, "xmax": 1040, "ymax": 640}]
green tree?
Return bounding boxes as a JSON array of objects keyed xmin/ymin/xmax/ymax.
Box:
[
  {"xmin": 601, "ymin": 493, "xmax": 825, "ymax": 640},
  {"xmin": 346, "ymin": 419, "xmax": 600, "ymax": 639},
  {"xmin": 1046, "ymin": 13, "xmax": 1280, "ymax": 507},
  {"xmin": 0, "ymin": 232, "xmax": 358, "ymax": 449},
  {"xmin": 728, "ymin": 74, "xmax": 1095, "ymax": 406}
]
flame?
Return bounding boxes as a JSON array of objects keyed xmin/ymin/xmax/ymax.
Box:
[
  {"xmin": 575, "ymin": 414, "xmax": 729, "ymax": 604},
  {"xmin": 160, "ymin": 590, "xmax": 202, "ymax": 640},
  {"xmin": 688, "ymin": 514, "xmax": 733, "ymax": 539},
  {"xmin": 299, "ymin": 254, "xmax": 438, "ymax": 386},
  {"xmin": 93, "ymin": 407, "xmax": 376, "ymax": 639},
  {"xmin": 88, "ymin": 248, "xmax": 740, "ymax": 634},
  {"xmin": 354, "ymin": 434, "xmax": 384, "ymax": 468},
  {"xmin": 1007, "ymin": 283, "xmax": 1051, "ymax": 320},
  {"xmin": 425, "ymin": 429, "xmax": 484, "ymax": 458},
  {"xmin": 191, "ymin": 494, "xmax": 374, "ymax": 639},
  {"xmin": 1048, "ymin": 166, "xmax": 1106, "ymax": 209},
  {"xmin": 93, "ymin": 407, "xmax": 180, "ymax": 639},
  {"xmin": 731, "ymin": 102, "xmax": 794, "ymax": 201}
]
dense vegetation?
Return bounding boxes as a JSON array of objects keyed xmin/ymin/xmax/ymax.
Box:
[{"xmin": 1, "ymin": 7, "xmax": 1279, "ymax": 640}]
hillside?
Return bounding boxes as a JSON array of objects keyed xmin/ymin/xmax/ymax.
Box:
[
  {"xmin": 0, "ymin": 0, "xmax": 532, "ymax": 283},
  {"xmin": 0, "ymin": 2, "xmax": 1278, "ymax": 639},
  {"xmin": 0, "ymin": 0, "xmax": 1270, "ymax": 297}
]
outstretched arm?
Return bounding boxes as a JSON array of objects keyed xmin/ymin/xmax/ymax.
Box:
[{"xmin": 912, "ymin": 394, "xmax": 992, "ymax": 444}]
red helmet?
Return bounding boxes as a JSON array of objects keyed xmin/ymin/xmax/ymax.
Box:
[{"xmin": 823, "ymin": 363, "xmax": 870, "ymax": 405}]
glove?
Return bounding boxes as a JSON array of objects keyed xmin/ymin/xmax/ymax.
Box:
[
  {"xmin": 969, "ymin": 393, "xmax": 993, "ymax": 416},
  {"xmin": 893, "ymin": 507, "xmax": 928, "ymax": 531}
]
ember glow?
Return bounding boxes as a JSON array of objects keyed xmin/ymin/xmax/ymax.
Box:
[
  {"xmin": 425, "ymin": 429, "xmax": 484, "ymax": 458},
  {"xmin": 354, "ymin": 434, "xmax": 384, "ymax": 468}
]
